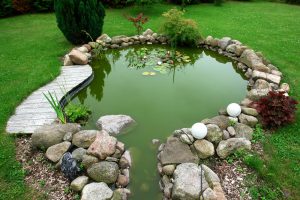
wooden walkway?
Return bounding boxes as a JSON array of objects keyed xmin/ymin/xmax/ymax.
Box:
[{"xmin": 6, "ymin": 65, "xmax": 93, "ymax": 134}]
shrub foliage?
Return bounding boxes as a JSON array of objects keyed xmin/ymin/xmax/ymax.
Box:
[
  {"xmin": 65, "ymin": 104, "xmax": 91, "ymax": 125},
  {"xmin": 12, "ymin": 0, "xmax": 32, "ymax": 13},
  {"xmin": 54, "ymin": 0, "xmax": 105, "ymax": 44},
  {"xmin": 252, "ymin": 91, "xmax": 298, "ymax": 129},
  {"xmin": 33, "ymin": 0, "xmax": 54, "ymax": 12},
  {"xmin": 125, "ymin": 13, "xmax": 148, "ymax": 35},
  {"xmin": 160, "ymin": 8, "xmax": 201, "ymax": 47},
  {"xmin": 0, "ymin": 0, "xmax": 14, "ymax": 17}
]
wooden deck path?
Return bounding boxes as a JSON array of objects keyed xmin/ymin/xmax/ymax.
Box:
[{"xmin": 6, "ymin": 65, "xmax": 93, "ymax": 134}]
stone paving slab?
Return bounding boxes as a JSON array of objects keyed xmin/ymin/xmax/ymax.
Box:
[{"xmin": 6, "ymin": 65, "xmax": 93, "ymax": 134}]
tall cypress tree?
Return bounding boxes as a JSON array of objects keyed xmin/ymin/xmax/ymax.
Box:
[{"xmin": 54, "ymin": 0, "xmax": 105, "ymax": 44}]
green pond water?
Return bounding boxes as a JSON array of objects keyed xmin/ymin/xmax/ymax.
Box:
[{"xmin": 71, "ymin": 45, "xmax": 248, "ymax": 199}]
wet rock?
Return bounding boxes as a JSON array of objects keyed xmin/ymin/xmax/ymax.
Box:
[
  {"xmin": 69, "ymin": 49, "xmax": 88, "ymax": 65},
  {"xmin": 238, "ymin": 113, "xmax": 258, "ymax": 127},
  {"xmin": 172, "ymin": 163, "xmax": 209, "ymax": 200},
  {"xmin": 162, "ymin": 164, "xmax": 176, "ymax": 176},
  {"xmin": 87, "ymin": 130, "xmax": 117, "ymax": 160},
  {"xmin": 216, "ymin": 138, "xmax": 251, "ymax": 158},
  {"xmin": 87, "ymin": 161, "xmax": 119, "ymax": 184},
  {"xmin": 193, "ymin": 139, "xmax": 215, "ymax": 159},
  {"xmin": 160, "ymin": 136, "xmax": 198, "ymax": 165},
  {"xmin": 81, "ymin": 182, "xmax": 113, "ymax": 200},
  {"xmin": 96, "ymin": 115, "xmax": 136, "ymax": 135},
  {"xmin": 72, "ymin": 130, "xmax": 98, "ymax": 148},
  {"xmin": 70, "ymin": 176, "xmax": 88, "ymax": 191},
  {"xmin": 72, "ymin": 147, "xmax": 87, "ymax": 162},
  {"xmin": 32, "ymin": 123, "xmax": 80, "ymax": 149},
  {"xmin": 61, "ymin": 152, "xmax": 80, "ymax": 181},
  {"xmin": 82, "ymin": 154, "xmax": 99, "ymax": 169},
  {"xmin": 234, "ymin": 123, "xmax": 253, "ymax": 140},
  {"xmin": 206, "ymin": 124, "xmax": 223, "ymax": 144},
  {"xmin": 119, "ymin": 150, "xmax": 132, "ymax": 169},
  {"xmin": 46, "ymin": 141, "xmax": 71, "ymax": 162}
]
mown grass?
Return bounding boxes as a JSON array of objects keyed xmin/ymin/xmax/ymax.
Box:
[{"xmin": 0, "ymin": 2, "xmax": 299, "ymax": 199}]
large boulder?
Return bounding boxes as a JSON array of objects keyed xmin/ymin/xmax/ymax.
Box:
[
  {"xmin": 45, "ymin": 141, "xmax": 71, "ymax": 162},
  {"xmin": 238, "ymin": 114, "xmax": 258, "ymax": 127},
  {"xmin": 160, "ymin": 136, "xmax": 198, "ymax": 165},
  {"xmin": 234, "ymin": 123, "xmax": 253, "ymax": 140},
  {"xmin": 87, "ymin": 161, "xmax": 119, "ymax": 184},
  {"xmin": 87, "ymin": 130, "xmax": 117, "ymax": 160},
  {"xmin": 68, "ymin": 49, "xmax": 88, "ymax": 65},
  {"xmin": 240, "ymin": 49, "xmax": 270, "ymax": 73},
  {"xmin": 172, "ymin": 163, "xmax": 208, "ymax": 200},
  {"xmin": 193, "ymin": 139, "xmax": 215, "ymax": 159},
  {"xmin": 81, "ymin": 182, "xmax": 113, "ymax": 200},
  {"xmin": 205, "ymin": 124, "xmax": 223, "ymax": 144},
  {"xmin": 32, "ymin": 123, "xmax": 80, "ymax": 149},
  {"xmin": 216, "ymin": 138, "xmax": 251, "ymax": 158},
  {"xmin": 72, "ymin": 130, "xmax": 98, "ymax": 148},
  {"xmin": 96, "ymin": 115, "xmax": 136, "ymax": 135}
]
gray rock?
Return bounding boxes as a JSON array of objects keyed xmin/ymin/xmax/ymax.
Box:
[
  {"xmin": 112, "ymin": 188, "xmax": 131, "ymax": 200},
  {"xmin": 247, "ymin": 88, "xmax": 269, "ymax": 100},
  {"xmin": 218, "ymin": 37, "xmax": 231, "ymax": 50},
  {"xmin": 179, "ymin": 133, "xmax": 194, "ymax": 145},
  {"xmin": 69, "ymin": 49, "xmax": 88, "ymax": 65},
  {"xmin": 202, "ymin": 116, "xmax": 230, "ymax": 130},
  {"xmin": 222, "ymin": 130, "xmax": 230, "ymax": 140},
  {"xmin": 96, "ymin": 115, "xmax": 136, "ymax": 135},
  {"xmin": 46, "ymin": 141, "xmax": 71, "ymax": 162},
  {"xmin": 271, "ymin": 70, "xmax": 282, "ymax": 77},
  {"xmin": 206, "ymin": 124, "xmax": 223, "ymax": 144},
  {"xmin": 121, "ymin": 42, "xmax": 129, "ymax": 47},
  {"xmin": 70, "ymin": 176, "xmax": 88, "ymax": 191},
  {"xmin": 97, "ymin": 34, "xmax": 112, "ymax": 43},
  {"xmin": 61, "ymin": 152, "xmax": 80, "ymax": 181},
  {"xmin": 32, "ymin": 123, "xmax": 80, "ymax": 149},
  {"xmin": 160, "ymin": 136, "xmax": 198, "ymax": 165},
  {"xmin": 87, "ymin": 161, "xmax": 119, "ymax": 184},
  {"xmin": 63, "ymin": 132, "xmax": 73, "ymax": 142},
  {"xmin": 81, "ymin": 182, "xmax": 113, "ymax": 200},
  {"xmin": 241, "ymin": 107, "xmax": 258, "ymax": 116},
  {"xmin": 234, "ymin": 123, "xmax": 254, "ymax": 140},
  {"xmin": 172, "ymin": 163, "xmax": 208, "ymax": 200},
  {"xmin": 238, "ymin": 113, "xmax": 258, "ymax": 127},
  {"xmin": 216, "ymin": 138, "xmax": 251, "ymax": 158},
  {"xmin": 201, "ymin": 164, "xmax": 220, "ymax": 185},
  {"xmin": 111, "ymin": 35, "xmax": 127, "ymax": 44},
  {"xmin": 162, "ymin": 164, "xmax": 176, "ymax": 176},
  {"xmin": 143, "ymin": 28, "xmax": 154, "ymax": 36},
  {"xmin": 252, "ymin": 70, "xmax": 281, "ymax": 85},
  {"xmin": 193, "ymin": 139, "xmax": 215, "ymax": 159},
  {"xmin": 227, "ymin": 126, "xmax": 236, "ymax": 137},
  {"xmin": 202, "ymin": 188, "xmax": 217, "ymax": 200},
  {"xmin": 72, "ymin": 148, "xmax": 87, "ymax": 162},
  {"xmin": 82, "ymin": 154, "xmax": 99, "ymax": 169},
  {"xmin": 72, "ymin": 130, "xmax": 98, "ymax": 148},
  {"xmin": 119, "ymin": 150, "xmax": 132, "ymax": 169},
  {"xmin": 240, "ymin": 49, "xmax": 270, "ymax": 73}
]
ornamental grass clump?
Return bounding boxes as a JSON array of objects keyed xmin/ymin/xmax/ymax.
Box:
[
  {"xmin": 252, "ymin": 91, "xmax": 298, "ymax": 130},
  {"xmin": 160, "ymin": 8, "xmax": 202, "ymax": 47},
  {"xmin": 54, "ymin": 0, "xmax": 105, "ymax": 44}
]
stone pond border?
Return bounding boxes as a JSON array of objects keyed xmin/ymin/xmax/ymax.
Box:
[{"xmin": 6, "ymin": 28, "xmax": 291, "ymax": 200}]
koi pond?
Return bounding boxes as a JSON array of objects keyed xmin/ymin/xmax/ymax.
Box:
[{"xmin": 71, "ymin": 45, "xmax": 248, "ymax": 199}]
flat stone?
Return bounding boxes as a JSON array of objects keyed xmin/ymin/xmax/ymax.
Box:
[
  {"xmin": 87, "ymin": 161, "xmax": 119, "ymax": 184},
  {"xmin": 160, "ymin": 136, "xmax": 198, "ymax": 165},
  {"xmin": 70, "ymin": 176, "xmax": 88, "ymax": 191},
  {"xmin": 216, "ymin": 138, "xmax": 251, "ymax": 158},
  {"xmin": 238, "ymin": 113, "xmax": 258, "ymax": 127},
  {"xmin": 32, "ymin": 123, "xmax": 80, "ymax": 149},
  {"xmin": 252, "ymin": 70, "xmax": 281, "ymax": 85},
  {"xmin": 227, "ymin": 126, "xmax": 236, "ymax": 137},
  {"xmin": 96, "ymin": 115, "xmax": 136, "ymax": 135},
  {"xmin": 72, "ymin": 130, "xmax": 98, "ymax": 148},
  {"xmin": 240, "ymin": 49, "xmax": 270, "ymax": 73},
  {"xmin": 87, "ymin": 130, "xmax": 117, "ymax": 160},
  {"xmin": 172, "ymin": 163, "xmax": 209, "ymax": 200},
  {"xmin": 234, "ymin": 123, "xmax": 254, "ymax": 140},
  {"xmin": 81, "ymin": 182, "xmax": 113, "ymax": 200},
  {"xmin": 46, "ymin": 141, "xmax": 71, "ymax": 162},
  {"xmin": 203, "ymin": 116, "xmax": 230, "ymax": 130},
  {"xmin": 194, "ymin": 139, "xmax": 215, "ymax": 159},
  {"xmin": 241, "ymin": 107, "xmax": 258, "ymax": 116}
]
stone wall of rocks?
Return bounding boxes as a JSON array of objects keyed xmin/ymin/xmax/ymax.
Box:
[{"xmin": 31, "ymin": 114, "xmax": 135, "ymax": 200}]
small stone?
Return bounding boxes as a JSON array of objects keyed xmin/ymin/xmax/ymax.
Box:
[
  {"xmin": 252, "ymin": 70, "xmax": 281, "ymax": 85},
  {"xmin": 206, "ymin": 124, "xmax": 223, "ymax": 144},
  {"xmin": 238, "ymin": 113, "xmax": 258, "ymax": 127},
  {"xmin": 162, "ymin": 164, "xmax": 176, "ymax": 176},
  {"xmin": 157, "ymin": 162, "xmax": 163, "ymax": 175},
  {"xmin": 97, "ymin": 34, "xmax": 112, "ymax": 43},
  {"xmin": 212, "ymin": 182, "xmax": 227, "ymax": 200},
  {"xmin": 69, "ymin": 49, "xmax": 88, "ymax": 65},
  {"xmin": 81, "ymin": 182, "xmax": 113, "ymax": 200},
  {"xmin": 72, "ymin": 130, "xmax": 98, "ymax": 148},
  {"xmin": 222, "ymin": 130, "xmax": 230, "ymax": 140},
  {"xmin": 61, "ymin": 152, "xmax": 80, "ymax": 181},
  {"xmin": 216, "ymin": 138, "xmax": 251, "ymax": 158},
  {"xmin": 179, "ymin": 133, "xmax": 194, "ymax": 144},
  {"xmin": 241, "ymin": 107, "xmax": 258, "ymax": 116},
  {"xmin": 46, "ymin": 141, "xmax": 71, "ymax": 163},
  {"xmin": 112, "ymin": 188, "xmax": 131, "ymax": 200},
  {"xmin": 70, "ymin": 176, "xmax": 88, "ymax": 191},
  {"xmin": 82, "ymin": 154, "xmax": 99, "ymax": 169},
  {"xmin": 218, "ymin": 108, "xmax": 227, "ymax": 115},
  {"xmin": 234, "ymin": 123, "xmax": 254, "ymax": 140},
  {"xmin": 253, "ymin": 79, "xmax": 271, "ymax": 90},
  {"xmin": 119, "ymin": 150, "xmax": 132, "ymax": 169},
  {"xmin": 72, "ymin": 148, "xmax": 87, "ymax": 162},
  {"xmin": 201, "ymin": 164, "xmax": 220, "ymax": 185},
  {"xmin": 203, "ymin": 116, "xmax": 230, "ymax": 130},
  {"xmin": 105, "ymin": 156, "xmax": 119, "ymax": 162},
  {"xmin": 240, "ymin": 98, "xmax": 253, "ymax": 107},
  {"xmin": 63, "ymin": 55, "xmax": 73, "ymax": 66},
  {"xmin": 116, "ymin": 141, "xmax": 125, "ymax": 153},
  {"xmin": 63, "ymin": 132, "xmax": 73, "ymax": 142},
  {"xmin": 116, "ymin": 174, "xmax": 129, "ymax": 187},
  {"xmin": 280, "ymin": 83, "xmax": 290, "ymax": 93},
  {"xmin": 87, "ymin": 161, "xmax": 119, "ymax": 184},
  {"xmin": 218, "ymin": 37, "xmax": 231, "ymax": 50},
  {"xmin": 227, "ymin": 126, "xmax": 236, "ymax": 137},
  {"xmin": 194, "ymin": 139, "xmax": 215, "ymax": 159},
  {"xmin": 152, "ymin": 139, "xmax": 160, "ymax": 145},
  {"xmin": 247, "ymin": 88, "xmax": 269, "ymax": 100}
]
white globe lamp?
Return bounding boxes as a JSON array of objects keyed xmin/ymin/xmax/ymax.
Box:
[
  {"xmin": 191, "ymin": 123, "xmax": 207, "ymax": 139},
  {"xmin": 227, "ymin": 103, "xmax": 241, "ymax": 117}
]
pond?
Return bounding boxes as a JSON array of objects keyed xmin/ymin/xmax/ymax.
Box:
[{"xmin": 70, "ymin": 45, "xmax": 248, "ymax": 199}]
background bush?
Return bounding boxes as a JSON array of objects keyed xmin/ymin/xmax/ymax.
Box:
[
  {"xmin": 12, "ymin": 0, "xmax": 32, "ymax": 13},
  {"xmin": 0, "ymin": 0, "xmax": 14, "ymax": 17},
  {"xmin": 33, "ymin": 0, "xmax": 54, "ymax": 12},
  {"xmin": 54, "ymin": 0, "xmax": 105, "ymax": 44}
]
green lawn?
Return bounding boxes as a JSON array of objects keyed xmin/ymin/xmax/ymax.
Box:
[{"xmin": 0, "ymin": 2, "xmax": 299, "ymax": 199}]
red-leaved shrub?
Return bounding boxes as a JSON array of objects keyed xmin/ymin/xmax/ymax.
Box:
[
  {"xmin": 252, "ymin": 91, "xmax": 298, "ymax": 129},
  {"xmin": 125, "ymin": 13, "xmax": 148, "ymax": 35},
  {"xmin": 13, "ymin": 0, "xmax": 32, "ymax": 13}
]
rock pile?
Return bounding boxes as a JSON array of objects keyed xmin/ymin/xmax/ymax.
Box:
[{"xmin": 32, "ymin": 115, "xmax": 133, "ymax": 200}]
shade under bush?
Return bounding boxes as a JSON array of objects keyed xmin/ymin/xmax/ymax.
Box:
[{"xmin": 54, "ymin": 0, "xmax": 105, "ymax": 45}]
